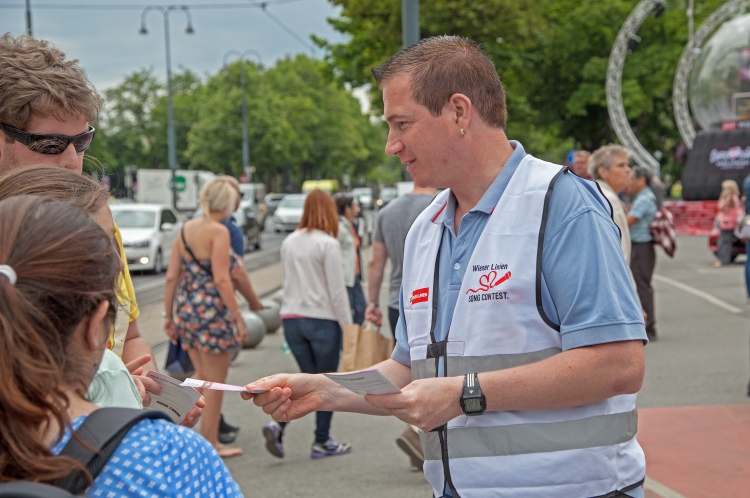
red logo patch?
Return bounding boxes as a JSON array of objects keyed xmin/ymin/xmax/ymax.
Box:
[{"xmin": 410, "ymin": 287, "xmax": 429, "ymax": 306}]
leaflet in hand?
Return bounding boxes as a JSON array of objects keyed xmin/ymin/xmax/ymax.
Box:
[
  {"xmin": 146, "ymin": 371, "xmax": 201, "ymax": 424},
  {"xmin": 323, "ymin": 368, "xmax": 401, "ymax": 396},
  {"xmin": 180, "ymin": 378, "xmax": 269, "ymax": 394}
]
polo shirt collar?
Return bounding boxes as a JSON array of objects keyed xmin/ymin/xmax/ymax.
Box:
[{"xmin": 436, "ymin": 140, "xmax": 527, "ymax": 228}]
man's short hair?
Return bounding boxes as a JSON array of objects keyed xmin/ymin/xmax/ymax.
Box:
[
  {"xmin": 631, "ymin": 166, "xmax": 651, "ymax": 187},
  {"xmin": 589, "ymin": 145, "xmax": 631, "ymax": 180},
  {"xmin": 574, "ymin": 150, "xmax": 591, "ymax": 162},
  {"xmin": 0, "ymin": 33, "xmax": 102, "ymax": 131},
  {"xmin": 372, "ymin": 36, "xmax": 507, "ymax": 129}
]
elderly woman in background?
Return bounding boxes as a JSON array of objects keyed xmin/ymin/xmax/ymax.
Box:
[
  {"xmin": 589, "ymin": 144, "xmax": 633, "ymax": 264},
  {"xmin": 163, "ymin": 177, "xmax": 247, "ymax": 458},
  {"xmin": 262, "ymin": 189, "xmax": 353, "ymax": 460},
  {"xmin": 715, "ymin": 179, "xmax": 743, "ymax": 267},
  {"xmin": 333, "ymin": 193, "xmax": 367, "ymax": 325}
]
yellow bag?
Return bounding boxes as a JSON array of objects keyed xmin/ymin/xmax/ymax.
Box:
[{"xmin": 340, "ymin": 321, "xmax": 395, "ymax": 372}]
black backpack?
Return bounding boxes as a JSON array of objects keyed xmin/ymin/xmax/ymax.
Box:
[{"xmin": 0, "ymin": 408, "xmax": 170, "ymax": 497}]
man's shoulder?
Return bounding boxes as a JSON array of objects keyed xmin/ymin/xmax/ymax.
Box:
[{"xmin": 545, "ymin": 172, "xmax": 616, "ymax": 237}]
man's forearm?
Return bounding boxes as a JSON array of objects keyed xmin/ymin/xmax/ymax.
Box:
[
  {"xmin": 122, "ymin": 320, "xmax": 157, "ymax": 372},
  {"xmin": 232, "ymin": 267, "xmax": 263, "ymax": 310},
  {"xmin": 481, "ymin": 340, "xmax": 644, "ymax": 412}
]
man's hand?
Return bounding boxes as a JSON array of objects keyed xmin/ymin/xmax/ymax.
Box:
[
  {"xmin": 364, "ymin": 376, "xmax": 464, "ymax": 432},
  {"xmin": 180, "ymin": 396, "xmax": 205, "ymax": 428},
  {"xmin": 241, "ymin": 373, "xmax": 328, "ymax": 423},
  {"xmin": 365, "ymin": 305, "xmax": 382, "ymax": 327}
]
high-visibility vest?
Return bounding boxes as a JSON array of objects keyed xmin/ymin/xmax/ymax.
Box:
[{"xmin": 401, "ymin": 155, "xmax": 645, "ymax": 497}]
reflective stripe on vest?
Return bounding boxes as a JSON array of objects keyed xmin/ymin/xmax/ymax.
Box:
[{"xmin": 420, "ymin": 409, "xmax": 638, "ymax": 460}]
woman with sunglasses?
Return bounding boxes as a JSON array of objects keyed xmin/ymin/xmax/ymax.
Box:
[{"xmin": 0, "ymin": 195, "xmax": 242, "ymax": 496}]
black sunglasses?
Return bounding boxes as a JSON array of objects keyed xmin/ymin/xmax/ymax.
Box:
[{"xmin": 0, "ymin": 123, "xmax": 96, "ymax": 155}]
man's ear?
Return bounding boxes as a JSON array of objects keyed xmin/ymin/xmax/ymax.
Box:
[
  {"xmin": 446, "ymin": 93, "xmax": 473, "ymax": 131},
  {"xmin": 83, "ymin": 300, "xmax": 112, "ymax": 352}
]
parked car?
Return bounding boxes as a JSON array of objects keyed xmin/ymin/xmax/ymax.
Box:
[
  {"xmin": 264, "ymin": 193, "xmax": 287, "ymax": 216},
  {"xmin": 708, "ymin": 215, "xmax": 746, "ymax": 262},
  {"xmin": 110, "ymin": 203, "xmax": 182, "ymax": 273},
  {"xmin": 273, "ymin": 194, "xmax": 306, "ymax": 232},
  {"xmin": 376, "ymin": 187, "xmax": 398, "ymax": 208},
  {"xmin": 351, "ymin": 187, "xmax": 374, "ymax": 210}
]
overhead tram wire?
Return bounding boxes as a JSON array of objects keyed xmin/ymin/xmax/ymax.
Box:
[
  {"xmin": 246, "ymin": 0, "xmax": 316, "ymax": 55},
  {"xmin": 0, "ymin": 0, "xmax": 303, "ymax": 10}
]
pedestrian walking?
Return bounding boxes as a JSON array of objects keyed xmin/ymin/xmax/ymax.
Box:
[
  {"xmin": 333, "ymin": 193, "xmax": 367, "ymax": 325},
  {"xmin": 163, "ymin": 176, "xmax": 248, "ymax": 458},
  {"xmin": 262, "ymin": 189, "xmax": 353, "ymax": 460},
  {"xmin": 244, "ymin": 36, "xmax": 646, "ymax": 498},
  {"xmin": 628, "ymin": 167, "xmax": 659, "ymax": 341},
  {"xmin": 365, "ymin": 184, "xmax": 435, "ymax": 470},
  {"xmin": 590, "ymin": 145, "xmax": 633, "ymax": 264},
  {"xmin": 0, "ymin": 196, "xmax": 241, "ymax": 496},
  {"xmin": 714, "ymin": 180, "xmax": 742, "ymax": 267}
]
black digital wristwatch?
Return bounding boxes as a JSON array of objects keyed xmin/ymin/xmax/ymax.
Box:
[{"xmin": 460, "ymin": 372, "xmax": 486, "ymax": 416}]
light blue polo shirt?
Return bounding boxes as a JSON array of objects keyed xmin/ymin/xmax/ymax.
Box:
[
  {"xmin": 392, "ymin": 141, "xmax": 646, "ymax": 498},
  {"xmin": 630, "ymin": 187, "xmax": 657, "ymax": 243}
]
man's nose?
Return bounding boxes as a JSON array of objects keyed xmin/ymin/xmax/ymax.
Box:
[
  {"xmin": 385, "ymin": 133, "xmax": 403, "ymax": 157},
  {"xmin": 58, "ymin": 143, "xmax": 84, "ymax": 173}
]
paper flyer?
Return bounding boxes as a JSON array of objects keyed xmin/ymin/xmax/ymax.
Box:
[
  {"xmin": 323, "ymin": 368, "xmax": 402, "ymax": 396},
  {"xmin": 180, "ymin": 378, "xmax": 269, "ymax": 394},
  {"xmin": 146, "ymin": 371, "xmax": 201, "ymax": 424}
]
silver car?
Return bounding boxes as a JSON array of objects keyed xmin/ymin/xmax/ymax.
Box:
[
  {"xmin": 273, "ymin": 194, "xmax": 306, "ymax": 232},
  {"xmin": 111, "ymin": 203, "xmax": 182, "ymax": 273}
]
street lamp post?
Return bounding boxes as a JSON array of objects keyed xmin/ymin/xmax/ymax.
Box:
[
  {"xmin": 223, "ymin": 49, "xmax": 262, "ymax": 182},
  {"xmin": 140, "ymin": 5, "xmax": 194, "ymax": 209}
]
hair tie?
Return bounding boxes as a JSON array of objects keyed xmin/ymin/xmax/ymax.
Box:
[{"xmin": 0, "ymin": 265, "xmax": 17, "ymax": 285}]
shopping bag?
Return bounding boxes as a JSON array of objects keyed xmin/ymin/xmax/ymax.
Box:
[
  {"xmin": 164, "ymin": 338, "xmax": 194, "ymax": 379},
  {"xmin": 340, "ymin": 321, "xmax": 395, "ymax": 372}
]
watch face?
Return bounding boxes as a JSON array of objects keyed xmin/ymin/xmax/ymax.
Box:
[{"xmin": 464, "ymin": 397, "xmax": 483, "ymax": 413}]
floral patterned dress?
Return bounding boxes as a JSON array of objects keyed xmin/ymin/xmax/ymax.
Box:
[{"xmin": 173, "ymin": 251, "xmax": 242, "ymax": 354}]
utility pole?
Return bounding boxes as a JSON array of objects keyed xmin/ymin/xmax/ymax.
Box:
[
  {"xmin": 25, "ymin": 0, "xmax": 32, "ymax": 36},
  {"xmin": 401, "ymin": 0, "xmax": 419, "ymax": 48}
]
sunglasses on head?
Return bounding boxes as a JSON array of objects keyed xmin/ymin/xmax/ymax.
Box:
[{"xmin": 0, "ymin": 123, "xmax": 96, "ymax": 155}]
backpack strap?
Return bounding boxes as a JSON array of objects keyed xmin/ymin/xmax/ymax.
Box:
[
  {"xmin": 180, "ymin": 228, "xmax": 213, "ymax": 276},
  {"xmin": 54, "ymin": 408, "xmax": 171, "ymax": 495}
]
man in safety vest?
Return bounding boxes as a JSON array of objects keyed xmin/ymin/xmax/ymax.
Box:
[{"xmin": 244, "ymin": 36, "xmax": 647, "ymax": 497}]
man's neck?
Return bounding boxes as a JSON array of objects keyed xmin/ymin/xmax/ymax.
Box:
[{"xmin": 452, "ymin": 132, "xmax": 514, "ymax": 232}]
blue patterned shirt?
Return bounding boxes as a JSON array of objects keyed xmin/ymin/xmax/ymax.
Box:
[{"xmin": 51, "ymin": 416, "xmax": 243, "ymax": 497}]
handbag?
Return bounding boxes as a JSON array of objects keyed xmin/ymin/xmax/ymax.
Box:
[
  {"xmin": 164, "ymin": 338, "xmax": 194, "ymax": 379},
  {"xmin": 735, "ymin": 214, "xmax": 750, "ymax": 240},
  {"xmin": 340, "ymin": 321, "xmax": 395, "ymax": 372}
]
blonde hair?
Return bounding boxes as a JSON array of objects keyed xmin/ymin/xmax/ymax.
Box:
[
  {"xmin": 720, "ymin": 179, "xmax": 740, "ymax": 198},
  {"xmin": 0, "ymin": 33, "xmax": 102, "ymax": 130},
  {"xmin": 199, "ymin": 177, "xmax": 237, "ymax": 219},
  {"xmin": 589, "ymin": 144, "xmax": 630, "ymax": 180}
]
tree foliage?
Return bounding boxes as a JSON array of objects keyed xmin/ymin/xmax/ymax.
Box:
[
  {"xmin": 89, "ymin": 56, "xmax": 387, "ymax": 190},
  {"xmin": 316, "ymin": 0, "xmax": 728, "ymax": 176}
]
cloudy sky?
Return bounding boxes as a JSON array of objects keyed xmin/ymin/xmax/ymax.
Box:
[{"xmin": 0, "ymin": 0, "xmax": 347, "ymax": 90}]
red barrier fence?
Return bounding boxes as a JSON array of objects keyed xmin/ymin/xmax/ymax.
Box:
[{"xmin": 662, "ymin": 200, "xmax": 717, "ymax": 236}]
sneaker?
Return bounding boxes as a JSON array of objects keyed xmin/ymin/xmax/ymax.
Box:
[
  {"xmin": 220, "ymin": 415, "xmax": 240, "ymax": 434},
  {"xmin": 310, "ymin": 438, "xmax": 352, "ymax": 459},
  {"xmin": 262, "ymin": 421, "xmax": 284, "ymax": 458},
  {"xmin": 218, "ymin": 431, "xmax": 237, "ymax": 444},
  {"xmin": 396, "ymin": 428, "xmax": 424, "ymax": 471}
]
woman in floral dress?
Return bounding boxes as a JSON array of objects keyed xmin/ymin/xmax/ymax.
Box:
[{"xmin": 164, "ymin": 177, "xmax": 247, "ymax": 458}]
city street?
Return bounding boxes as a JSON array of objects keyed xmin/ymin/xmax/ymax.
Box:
[{"xmin": 136, "ymin": 233, "xmax": 750, "ymax": 497}]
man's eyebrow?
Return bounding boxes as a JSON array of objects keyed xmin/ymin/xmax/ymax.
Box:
[{"xmin": 385, "ymin": 114, "xmax": 411, "ymax": 123}]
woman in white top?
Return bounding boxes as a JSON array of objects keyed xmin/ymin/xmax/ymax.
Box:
[
  {"xmin": 262, "ymin": 189, "xmax": 353, "ymax": 460},
  {"xmin": 333, "ymin": 193, "xmax": 366, "ymax": 325}
]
